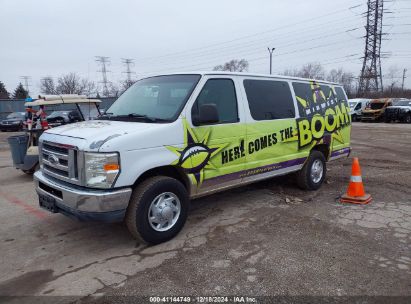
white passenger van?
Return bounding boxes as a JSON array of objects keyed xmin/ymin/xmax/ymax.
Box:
[
  {"xmin": 34, "ymin": 72, "xmax": 351, "ymax": 244},
  {"xmin": 348, "ymin": 98, "xmax": 370, "ymax": 121}
]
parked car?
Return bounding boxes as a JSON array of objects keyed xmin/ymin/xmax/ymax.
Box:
[
  {"xmin": 46, "ymin": 110, "xmax": 82, "ymax": 127},
  {"xmin": 384, "ymin": 99, "xmax": 411, "ymax": 123},
  {"xmin": 361, "ymin": 98, "xmax": 392, "ymax": 122},
  {"xmin": 348, "ymin": 98, "xmax": 370, "ymax": 121},
  {"xmin": 0, "ymin": 112, "xmax": 25, "ymax": 131},
  {"xmin": 33, "ymin": 72, "xmax": 352, "ymax": 244}
]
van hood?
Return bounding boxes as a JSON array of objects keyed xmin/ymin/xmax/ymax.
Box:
[
  {"xmin": 42, "ymin": 119, "xmax": 182, "ymax": 152},
  {"xmin": 44, "ymin": 120, "xmax": 152, "ymax": 139},
  {"xmin": 362, "ymin": 109, "xmax": 383, "ymax": 114}
]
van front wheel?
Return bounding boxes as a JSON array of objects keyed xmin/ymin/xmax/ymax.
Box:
[
  {"xmin": 296, "ymin": 151, "xmax": 326, "ymax": 190},
  {"xmin": 125, "ymin": 176, "xmax": 189, "ymax": 244}
]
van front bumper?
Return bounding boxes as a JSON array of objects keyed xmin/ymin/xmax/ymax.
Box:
[{"xmin": 34, "ymin": 171, "xmax": 132, "ymax": 222}]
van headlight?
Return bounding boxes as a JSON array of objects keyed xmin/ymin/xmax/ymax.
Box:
[{"xmin": 84, "ymin": 152, "xmax": 120, "ymax": 188}]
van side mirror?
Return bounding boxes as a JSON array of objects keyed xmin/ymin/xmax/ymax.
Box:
[{"xmin": 195, "ymin": 104, "xmax": 219, "ymax": 125}]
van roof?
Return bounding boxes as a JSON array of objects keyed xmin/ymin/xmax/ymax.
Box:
[
  {"xmin": 369, "ymin": 98, "xmax": 390, "ymax": 103},
  {"xmin": 141, "ymin": 71, "xmax": 342, "ymax": 86}
]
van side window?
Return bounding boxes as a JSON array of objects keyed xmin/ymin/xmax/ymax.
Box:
[
  {"xmin": 320, "ymin": 85, "xmax": 335, "ymax": 104},
  {"xmin": 192, "ymin": 79, "xmax": 239, "ymax": 126},
  {"xmin": 334, "ymin": 87, "xmax": 347, "ymax": 103},
  {"xmin": 243, "ymin": 79, "xmax": 295, "ymax": 120}
]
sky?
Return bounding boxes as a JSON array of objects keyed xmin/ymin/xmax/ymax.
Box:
[{"xmin": 1, "ymin": 0, "xmax": 411, "ymax": 96}]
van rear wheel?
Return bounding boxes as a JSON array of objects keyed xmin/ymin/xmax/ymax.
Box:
[
  {"xmin": 125, "ymin": 176, "xmax": 189, "ymax": 244},
  {"xmin": 296, "ymin": 151, "xmax": 326, "ymax": 190}
]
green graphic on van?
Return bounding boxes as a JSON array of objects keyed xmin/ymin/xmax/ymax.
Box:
[
  {"xmin": 296, "ymin": 102, "xmax": 351, "ymax": 148},
  {"xmin": 294, "ymin": 82, "xmax": 351, "ymax": 148},
  {"xmin": 167, "ymin": 120, "xmax": 226, "ymax": 185}
]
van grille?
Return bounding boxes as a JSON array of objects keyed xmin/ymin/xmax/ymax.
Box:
[{"xmin": 40, "ymin": 141, "xmax": 81, "ymax": 185}]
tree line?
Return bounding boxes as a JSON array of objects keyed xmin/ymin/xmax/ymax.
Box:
[
  {"xmin": 0, "ymin": 82, "xmax": 29, "ymax": 99},
  {"xmin": 213, "ymin": 59, "xmax": 410, "ymax": 98},
  {"xmin": 0, "ymin": 73, "xmax": 133, "ymax": 100},
  {"xmin": 1, "ymin": 60, "xmax": 409, "ymax": 100}
]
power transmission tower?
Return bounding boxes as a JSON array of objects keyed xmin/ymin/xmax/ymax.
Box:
[
  {"xmin": 121, "ymin": 58, "xmax": 135, "ymax": 84},
  {"xmin": 95, "ymin": 56, "xmax": 111, "ymax": 97},
  {"xmin": 358, "ymin": 0, "xmax": 384, "ymax": 96},
  {"xmin": 20, "ymin": 76, "xmax": 31, "ymax": 96}
]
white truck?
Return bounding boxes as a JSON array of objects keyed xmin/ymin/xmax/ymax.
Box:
[{"xmin": 34, "ymin": 72, "xmax": 351, "ymax": 244}]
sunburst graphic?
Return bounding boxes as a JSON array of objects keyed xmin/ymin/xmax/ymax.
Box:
[{"xmin": 166, "ymin": 120, "xmax": 227, "ymax": 186}]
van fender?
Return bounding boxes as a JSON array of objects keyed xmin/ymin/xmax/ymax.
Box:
[{"xmin": 114, "ymin": 145, "xmax": 190, "ymax": 189}]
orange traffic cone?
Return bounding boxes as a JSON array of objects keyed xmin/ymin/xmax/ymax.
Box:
[{"xmin": 340, "ymin": 157, "xmax": 372, "ymax": 204}]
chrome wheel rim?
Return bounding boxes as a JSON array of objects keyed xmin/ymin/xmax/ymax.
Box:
[
  {"xmin": 148, "ymin": 192, "xmax": 181, "ymax": 232},
  {"xmin": 310, "ymin": 159, "xmax": 324, "ymax": 184}
]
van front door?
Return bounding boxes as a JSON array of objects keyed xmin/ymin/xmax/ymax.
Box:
[{"xmin": 187, "ymin": 77, "xmax": 246, "ymax": 195}]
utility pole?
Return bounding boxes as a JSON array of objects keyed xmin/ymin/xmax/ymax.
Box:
[
  {"xmin": 121, "ymin": 58, "xmax": 135, "ymax": 85},
  {"xmin": 95, "ymin": 56, "xmax": 111, "ymax": 97},
  {"xmin": 358, "ymin": 0, "xmax": 384, "ymax": 96},
  {"xmin": 267, "ymin": 47, "xmax": 275, "ymax": 75},
  {"xmin": 20, "ymin": 76, "xmax": 31, "ymax": 96},
  {"xmin": 402, "ymin": 68, "xmax": 407, "ymax": 93}
]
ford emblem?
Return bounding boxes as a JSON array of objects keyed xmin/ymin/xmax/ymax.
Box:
[{"xmin": 48, "ymin": 154, "xmax": 59, "ymax": 165}]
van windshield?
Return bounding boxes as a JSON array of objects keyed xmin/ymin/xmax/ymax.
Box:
[
  {"xmin": 103, "ymin": 74, "xmax": 201, "ymax": 122},
  {"xmin": 370, "ymin": 103, "xmax": 385, "ymax": 110}
]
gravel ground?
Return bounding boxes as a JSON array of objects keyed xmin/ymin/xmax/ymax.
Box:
[{"xmin": 0, "ymin": 123, "xmax": 410, "ymax": 303}]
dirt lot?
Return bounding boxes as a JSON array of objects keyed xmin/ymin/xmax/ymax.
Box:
[{"xmin": 0, "ymin": 123, "xmax": 410, "ymax": 303}]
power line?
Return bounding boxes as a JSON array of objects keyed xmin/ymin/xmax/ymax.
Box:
[
  {"xmin": 137, "ymin": 24, "xmax": 361, "ymax": 69},
  {"xmin": 132, "ymin": 3, "xmax": 364, "ymax": 65},
  {"xmin": 137, "ymin": 37, "xmax": 361, "ymax": 76}
]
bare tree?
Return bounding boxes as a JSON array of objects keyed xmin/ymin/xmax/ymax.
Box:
[
  {"xmin": 327, "ymin": 68, "xmax": 355, "ymax": 96},
  {"xmin": 298, "ymin": 62, "xmax": 325, "ymax": 79},
  {"xmin": 120, "ymin": 79, "xmax": 136, "ymax": 92},
  {"xmin": 83, "ymin": 80, "xmax": 97, "ymax": 97},
  {"xmin": 213, "ymin": 59, "xmax": 249, "ymax": 72},
  {"xmin": 107, "ymin": 82, "xmax": 120, "ymax": 98},
  {"xmin": 386, "ymin": 66, "xmax": 400, "ymax": 93},
  {"xmin": 53, "ymin": 73, "xmax": 96, "ymax": 96},
  {"xmin": 280, "ymin": 68, "xmax": 300, "ymax": 77},
  {"xmin": 40, "ymin": 77, "xmax": 56, "ymax": 94}
]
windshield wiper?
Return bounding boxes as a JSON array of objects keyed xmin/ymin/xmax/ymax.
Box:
[
  {"xmin": 99, "ymin": 113, "xmax": 170, "ymax": 123},
  {"xmin": 127, "ymin": 113, "xmax": 157, "ymax": 122}
]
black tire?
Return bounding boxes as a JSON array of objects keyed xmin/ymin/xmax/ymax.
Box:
[
  {"xmin": 125, "ymin": 176, "xmax": 189, "ymax": 244},
  {"xmin": 296, "ymin": 150, "xmax": 326, "ymax": 191},
  {"xmin": 405, "ymin": 114, "xmax": 411, "ymax": 124},
  {"xmin": 352, "ymin": 114, "xmax": 358, "ymax": 122}
]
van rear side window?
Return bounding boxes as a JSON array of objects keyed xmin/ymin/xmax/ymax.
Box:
[
  {"xmin": 243, "ymin": 79, "xmax": 295, "ymax": 120},
  {"xmin": 334, "ymin": 87, "xmax": 348, "ymax": 103}
]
